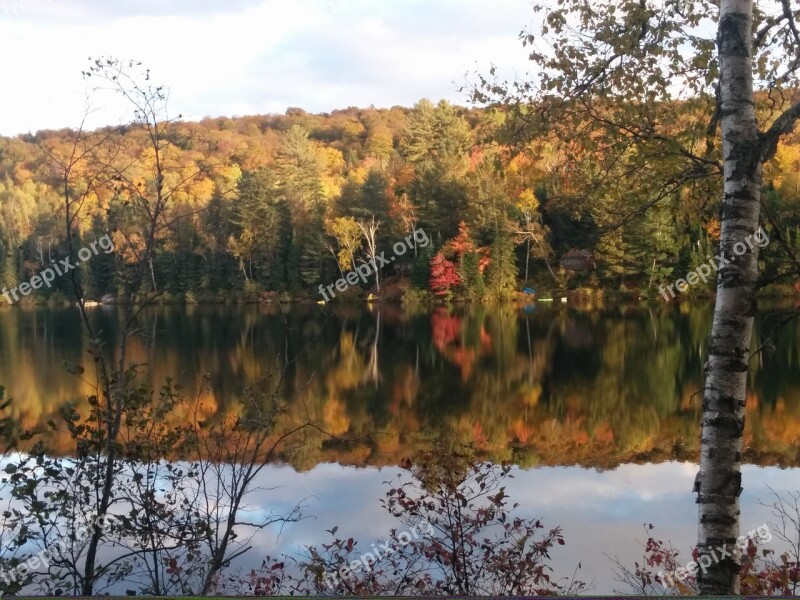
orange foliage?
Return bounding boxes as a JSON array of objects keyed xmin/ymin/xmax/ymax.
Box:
[{"xmin": 705, "ymin": 217, "xmax": 721, "ymax": 240}]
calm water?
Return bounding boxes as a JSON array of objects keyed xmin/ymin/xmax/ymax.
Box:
[{"xmin": 1, "ymin": 302, "xmax": 799, "ymax": 593}]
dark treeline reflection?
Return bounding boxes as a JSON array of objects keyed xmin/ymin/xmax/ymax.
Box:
[{"xmin": 1, "ymin": 302, "xmax": 799, "ymax": 469}]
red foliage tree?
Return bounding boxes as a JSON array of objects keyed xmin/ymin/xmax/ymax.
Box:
[
  {"xmin": 429, "ymin": 251, "xmax": 461, "ymax": 297},
  {"xmin": 448, "ymin": 220, "xmax": 476, "ymax": 255}
]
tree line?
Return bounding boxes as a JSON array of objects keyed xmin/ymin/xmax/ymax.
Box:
[{"xmin": 2, "ymin": 90, "xmax": 800, "ymax": 305}]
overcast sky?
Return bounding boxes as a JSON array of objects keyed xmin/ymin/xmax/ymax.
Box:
[{"xmin": 0, "ymin": 0, "xmax": 536, "ymax": 136}]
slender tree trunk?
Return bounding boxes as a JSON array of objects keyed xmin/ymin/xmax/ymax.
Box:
[
  {"xmin": 525, "ymin": 238, "xmax": 530, "ymax": 282},
  {"xmin": 696, "ymin": 1, "xmax": 762, "ymax": 594},
  {"xmin": 358, "ymin": 217, "xmax": 381, "ymax": 293},
  {"xmin": 647, "ymin": 257, "xmax": 657, "ymax": 291},
  {"xmin": 149, "ymin": 255, "xmax": 158, "ymax": 293},
  {"xmin": 366, "ymin": 309, "xmax": 380, "ymax": 386},
  {"xmin": 531, "ymin": 233, "xmax": 557, "ymax": 283},
  {"xmin": 327, "ymin": 245, "xmax": 345, "ymax": 279}
]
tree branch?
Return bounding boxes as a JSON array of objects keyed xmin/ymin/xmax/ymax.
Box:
[{"xmin": 760, "ymin": 100, "xmax": 800, "ymax": 162}]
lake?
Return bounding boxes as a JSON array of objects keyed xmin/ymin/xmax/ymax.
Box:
[{"xmin": 1, "ymin": 301, "xmax": 799, "ymax": 593}]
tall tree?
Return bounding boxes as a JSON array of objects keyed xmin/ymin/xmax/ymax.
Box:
[
  {"xmin": 325, "ymin": 216, "xmax": 362, "ymax": 273},
  {"xmin": 277, "ymin": 125, "xmax": 328, "ymax": 289},
  {"xmin": 697, "ymin": 2, "xmax": 761, "ymax": 593},
  {"xmin": 476, "ymin": 0, "xmax": 800, "ymax": 593},
  {"xmin": 513, "ymin": 188, "xmax": 554, "ymax": 283},
  {"xmin": 358, "ymin": 216, "xmax": 382, "ymax": 293},
  {"xmin": 402, "ymin": 100, "xmax": 472, "ymax": 240},
  {"xmin": 229, "ymin": 168, "xmax": 283, "ymax": 284},
  {"xmin": 485, "ymin": 234, "xmax": 518, "ymax": 299}
]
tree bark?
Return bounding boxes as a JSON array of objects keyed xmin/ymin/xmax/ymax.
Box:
[
  {"xmin": 696, "ymin": 0, "xmax": 762, "ymax": 594},
  {"xmin": 358, "ymin": 217, "xmax": 381, "ymax": 293},
  {"xmin": 525, "ymin": 238, "xmax": 530, "ymax": 282}
]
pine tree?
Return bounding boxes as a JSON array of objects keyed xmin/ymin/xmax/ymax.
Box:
[
  {"xmin": 412, "ymin": 245, "xmax": 434, "ymax": 289},
  {"xmin": 485, "ymin": 235, "xmax": 518, "ymax": 299},
  {"xmin": 459, "ymin": 250, "xmax": 485, "ymax": 301}
]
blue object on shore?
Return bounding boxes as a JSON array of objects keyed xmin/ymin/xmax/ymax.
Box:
[{"xmin": 523, "ymin": 287, "xmax": 536, "ymax": 295}]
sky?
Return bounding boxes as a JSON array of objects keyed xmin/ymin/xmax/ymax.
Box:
[{"xmin": 0, "ymin": 0, "xmax": 537, "ymax": 136}]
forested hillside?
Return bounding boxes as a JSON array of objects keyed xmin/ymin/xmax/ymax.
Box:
[{"xmin": 2, "ymin": 98, "xmax": 800, "ymax": 303}]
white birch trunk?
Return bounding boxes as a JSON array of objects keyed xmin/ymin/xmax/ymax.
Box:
[
  {"xmin": 358, "ymin": 217, "xmax": 381, "ymax": 293},
  {"xmin": 696, "ymin": 0, "xmax": 762, "ymax": 594}
]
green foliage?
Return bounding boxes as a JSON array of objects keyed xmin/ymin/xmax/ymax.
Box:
[
  {"xmin": 401, "ymin": 286, "xmax": 435, "ymax": 307},
  {"xmin": 459, "ymin": 250, "xmax": 485, "ymax": 301},
  {"xmin": 485, "ymin": 235, "xmax": 518, "ymax": 299},
  {"xmin": 686, "ymin": 234, "xmax": 717, "ymax": 295},
  {"xmin": 402, "ymin": 100, "xmax": 473, "ymax": 241},
  {"xmin": 412, "ymin": 245, "xmax": 435, "ymax": 289}
]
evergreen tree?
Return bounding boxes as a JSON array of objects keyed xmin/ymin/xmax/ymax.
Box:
[
  {"xmin": 412, "ymin": 245, "xmax": 434, "ymax": 289},
  {"xmin": 459, "ymin": 250, "xmax": 485, "ymax": 301},
  {"xmin": 401, "ymin": 100, "xmax": 472, "ymax": 240},
  {"xmin": 486, "ymin": 235, "xmax": 518, "ymax": 298}
]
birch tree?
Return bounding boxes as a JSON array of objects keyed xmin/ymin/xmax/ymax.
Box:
[
  {"xmin": 325, "ymin": 216, "xmax": 362, "ymax": 272},
  {"xmin": 475, "ymin": 0, "xmax": 800, "ymax": 594},
  {"xmin": 358, "ymin": 216, "xmax": 382, "ymax": 293}
]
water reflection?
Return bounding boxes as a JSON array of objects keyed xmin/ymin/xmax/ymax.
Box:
[
  {"xmin": 1, "ymin": 303, "xmax": 800, "ymax": 593},
  {"xmin": 218, "ymin": 461, "xmax": 800, "ymax": 594},
  {"xmin": 1, "ymin": 303, "xmax": 798, "ymax": 468}
]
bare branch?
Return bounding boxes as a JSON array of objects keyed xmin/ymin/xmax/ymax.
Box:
[{"xmin": 760, "ymin": 100, "xmax": 800, "ymax": 162}]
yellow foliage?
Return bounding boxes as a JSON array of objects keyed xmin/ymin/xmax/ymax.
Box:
[
  {"xmin": 773, "ymin": 143, "xmax": 800, "ymax": 202},
  {"xmin": 323, "ymin": 397, "xmax": 350, "ymax": 435},
  {"xmin": 520, "ymin": 383, "xmax": 542, "ymax": 406},
  {"xmin": 516, "ymin": 188, "xmax": 539, "ymax": 214},
  {"xmin": 347, "ymin": 166, "xmax": 369, "ymax": 186}
]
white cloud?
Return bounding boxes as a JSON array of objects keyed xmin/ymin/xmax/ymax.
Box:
[
  {"xmin": 236, "ymin": 461, "xmax": 800, "ymax": 594},
  {"xmin": 3, "ymin": 453, "xmax": 795, "ymax": 594},
  {"xmin": 0, "ymin": 0, "xmax": 535, "ymax": 135}
]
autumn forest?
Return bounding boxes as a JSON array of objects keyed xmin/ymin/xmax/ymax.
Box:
[
  {"xmin": 3, "ymin": 0, "xmax": 800, "ymax": 595},
  {"xmin": 3, "ymin": 91, "xmax": 800, "ymax": 306}
]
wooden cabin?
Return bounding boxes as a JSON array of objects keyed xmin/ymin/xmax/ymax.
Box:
[{"xmin": 560, "ymin": 248, "xmax": 595, "ymax": 272}]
